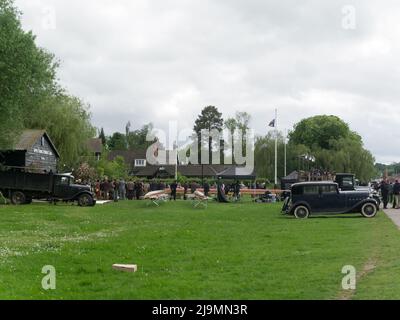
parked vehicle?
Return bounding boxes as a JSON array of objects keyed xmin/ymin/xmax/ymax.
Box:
[
  {"xmin": 0, "ymin": 169, "xmax": 96, "ymax": 206},
  {"xmin": 282, "ymin": 181, "xmax": 379, "ymax": 219}
]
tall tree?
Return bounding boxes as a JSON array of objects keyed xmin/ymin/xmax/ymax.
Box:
[
  {"xmin": 126, "ymin": 123, "xmax": 155, "ymax": 150},
  {"xmin": 289, "ymin": 115, "xmax": 350, "ymax": 150},
  {"xmin": 99, "ymin": 127, "xmax": 107, "ymax": 146},
  {"xmin": 193, "ymin": 106, "xmax": 224, "ymax": 164},
  {"xmin": 288, "ymin": 115, "xmax": 377, "ymax": 182},
  {"xmin": 107, "ymin": 132, "xmax": 128, "ymax": 151},
  {"xmin": 0, "ymin": 0, "xmax": 58, "ymax": 148}
]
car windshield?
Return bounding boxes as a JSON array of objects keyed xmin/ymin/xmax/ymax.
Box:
[{"xmin": 342, "ymin": 177, "xmax": 354, "ymax": 188}]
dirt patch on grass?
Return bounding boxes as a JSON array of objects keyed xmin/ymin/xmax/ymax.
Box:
[{"xmin": 337, "ymin": 257, "xmax": 378, "ymax": 300}]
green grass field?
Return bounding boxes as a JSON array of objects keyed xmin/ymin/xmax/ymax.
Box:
[{"xmin": 0, "ymin": 199, "xmax": 400, "ymax": 300}]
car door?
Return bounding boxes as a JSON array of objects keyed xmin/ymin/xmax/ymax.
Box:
[
  {"xmin": 53, "ymin": 176, "xmax": 71, "ymax": 199},
  {"xmin": 318, "ymin": 184, "xmax": 346, "ymax": 213},
  {"xmin": 301, "ymin": 185, "xmax": 322, "ymax": 212}
]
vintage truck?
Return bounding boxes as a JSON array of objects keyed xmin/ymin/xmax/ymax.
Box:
[{"xmin": 0, "ymin": 168, "xmax": 96, "ymax": 206}]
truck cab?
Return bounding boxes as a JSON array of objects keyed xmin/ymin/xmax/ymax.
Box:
[{"xmin": 53, "ymin": 174, "xmax": 94, "ymax": 205}]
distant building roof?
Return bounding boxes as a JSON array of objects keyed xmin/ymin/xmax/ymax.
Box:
[
  {"xmin": 108, "ymin": 149, "xmax": 256, "ymax": 178},
  {"xmin": 108, "ymin": 150, "xmax": 147, "ymax": 164},
  {"xmin": 13, "ymin": 129, "xmax": 60, "ymax": 158},
  {"xmin": 86, "ymin": 138, "xmax": 103, "ymax": 154},
  {"xmin": 216, "ymin": 166, "xmax": 256, "ymax": 180}
]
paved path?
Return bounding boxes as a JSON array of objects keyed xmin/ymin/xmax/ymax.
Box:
[{"xmin": 383, "ymin": 209, "xmax": 400, "ymax": 229}]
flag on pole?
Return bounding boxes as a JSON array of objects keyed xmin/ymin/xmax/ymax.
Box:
[{"xmin": 268, "ymin": 119, "xmax": 276, "ymax": 127}]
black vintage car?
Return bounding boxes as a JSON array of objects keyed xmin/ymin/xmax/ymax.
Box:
[
  {"xmin": 0, "ymin": 169, "xmax": 96, "ymax": 206},
  {"xmin": 282, "ymin": 181, "xmax": 379, "ymax": 219}
]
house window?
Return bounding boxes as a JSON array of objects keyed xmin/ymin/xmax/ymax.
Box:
[
  {"xmin": 135, "ymin": 159, "xmax": 146, "ymax": 167},
  {"xmin": 41, "ymin": 137, "xmax": 45, "ymax": 146}
]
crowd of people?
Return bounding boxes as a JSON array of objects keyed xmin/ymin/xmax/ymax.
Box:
[
  {"xmin": 377, "ymin": 179, "xmax": 400, "ymax": 209},
  {"xmin": 89, "ymin": 178, "xmax": 266, "ymax": 201}
]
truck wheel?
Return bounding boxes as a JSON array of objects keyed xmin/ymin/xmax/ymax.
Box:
[
  {"xmin": 78, "ymin": 194, "xmax": 93, "ymax": 207},
  {"xmin": 11, "ymin": 191, "xmax": 26, "ymax": 205},
  {"xmin": 361, "ymin": 203, "xmax": 377, "ymax": 218},
  {"xmin": 294, "ymin": 205, "xmax": 310, "ymax": 219}
]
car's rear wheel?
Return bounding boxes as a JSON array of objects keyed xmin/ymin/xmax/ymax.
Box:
[
  {"xmin": 294, "ymin": 205, "xmax": 310, "ymax": 219},
  {"xmin": 78, "ymin": 194, "xmax": 93, "ymax": 207},
  {"xmin": 11, "ymin": 191, "xmax": 26, "ymax": 205},
  {"xmin": 361, "ymin": 203, "xmax": 377, "ymax": 218}
]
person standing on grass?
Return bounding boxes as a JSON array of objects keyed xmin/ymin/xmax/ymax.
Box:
[
  {"xmin": 183, "ymin": 182, "xmax": 188, "ymax": 200},
  {"xmin": 95, "ymin": 180, "xmax": 101, "ymax": 199},
  {"xmin": 203, "ymin": 181, "xmax": 210, "ymax": 197},
  {"xmin": 170, "ymin": 180, "xmax": 178, "ymax": 201},
  {"xmin": 393, "ymin": 180, "xmax": 400, "ymax": 209},
  {"xmin": 389, "ymin": 182, "xmax": 394, "ymax": 207},
  {"xmin": 103, "ymin": 179, "xmax": 111, "ymax": 200},
  {"xmin": 112, "ymin": 179, "xmax": 118, "ymax": 202},
  {"xmin": 190, "ymin": 181, "xmax": 197, "ymax": 194},
  {"xmin": 380, "ymin": 179, "xmax": 390, "ymax": 209},
  {"xmin": 135, "ymin": 181, "xmax": 143, "ymax": 200},
  {"xmin": 119, "ymin": 178, "xmax": 126, "ymax": 200},
  {"xmin": 127, "ymin": 180, "xmax": 134, "ymax": 200}
]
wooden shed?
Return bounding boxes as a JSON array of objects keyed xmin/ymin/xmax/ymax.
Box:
[{"xmin": 0, "ymin": 129, "xmax": 60, "ymax": 173}]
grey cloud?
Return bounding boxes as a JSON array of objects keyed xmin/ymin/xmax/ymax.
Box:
[{"xmin": 15, "ymin": 0, "xmax": 400, "ymax": 163}]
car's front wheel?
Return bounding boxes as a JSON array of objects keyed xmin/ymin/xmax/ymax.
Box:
[
  {"xmin": 294, "ymin": 205, "xmax": 310, "ymax": 219},
  {"xmin": 361, "ymin": 202, "xmax": 377, "ymax": 218}
]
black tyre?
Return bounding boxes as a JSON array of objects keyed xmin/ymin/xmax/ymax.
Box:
[
  {"xmin": 361, "ymin": 203, "xmax": 377, "ymax": 218},
  {"xmin": 293, "ymin": 205, "xmax": 310, "ymax": 219},
  {"xmin": 78, "ymin": 194, "xmax": 94, "ymax": 207},
  {"xmin": 11, "ymin": 191, "xmax": 26, "ymax": 205}
]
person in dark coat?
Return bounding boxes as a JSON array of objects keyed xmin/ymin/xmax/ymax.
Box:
[
  {"xmin": 170, "ymin": 181, "xmax": 178, "ymax": 201},
  {"xmin": 224, "ymin": 183, "xmax": 231, "ymax": 196},
  {"xmin": 380, "ymin": 180, "xmax": 390, "ymax": 209},
  {"xmin": 217, "ymin": 177, "xmax": 229, "ymax": 203},
  {"xmin": 112, "ymin": 179, "xmax": 118, "ymax": 202},
  {"xmin": 203, "ymin": 181, "xmax": 210, "ymax": 197},
  {"xmin": 183, "ymin": 182, "xmax": 189, "ymax": 200},
  {"xmin": 393, "ymin": 180, "xmax": 400, "ymax": 209},
  {"xmin": 134, "ymin": 181, "xmax": 143, "ymax": 200},
  {"xmin": 127, "ymin": 180, "xmax": 135, "ymax": 200},
  {"xmin": 190, "ymin": 181, "xmax": 197, "ymax": 194},
  {"xmin": 159, "ymin": 181, "xmax": 166, "ymax": 191},
  {"xmin": 233, "ymin": 180, "xmax": 241, "ymax": 200}
]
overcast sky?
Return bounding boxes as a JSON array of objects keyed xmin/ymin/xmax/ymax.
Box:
[{"xmin": 15, "ymin": 0, "xmax": 400, "ymax": 164}]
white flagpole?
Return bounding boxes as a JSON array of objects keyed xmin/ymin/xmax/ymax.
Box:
[
  {"xmin": 274, "ymin": 109, "xmax": 278, "ymax": 187},
  {"xmin": 175, "ymin": 134, "xmax": 178, "ymax": 181},
  {"xmin": 284, "ymin": 129, "xmax": 287, "ymax": 177}
]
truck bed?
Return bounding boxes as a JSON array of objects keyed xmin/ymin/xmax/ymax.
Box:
[{"xmin": 0, "ymin": 170, "xmax": 52, "ymax": 193}]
